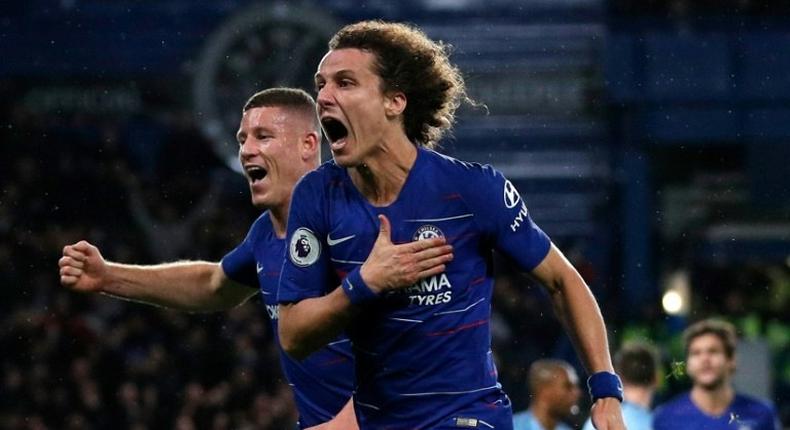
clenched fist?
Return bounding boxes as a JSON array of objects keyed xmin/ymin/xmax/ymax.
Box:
[{"xmin": 59, "ymin": 240, "xmax": 108, "ymax": 293}]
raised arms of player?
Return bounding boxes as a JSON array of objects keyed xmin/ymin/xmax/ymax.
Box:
[
  {"xmin": 59, "ymin": 240, "xmax": 257, "ymax": 312},
  {"xmin": 278, "ymin": 215, "xmax": 453, "ymax": 360}
]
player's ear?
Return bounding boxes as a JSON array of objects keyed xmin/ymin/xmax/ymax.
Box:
[
  {"xmin": 300, "ymin": 130, "xmax": 320, "ymax": 162},
  {"xmin": 384, "ymin": 91, "xmax": 407, "ymax": 118}
]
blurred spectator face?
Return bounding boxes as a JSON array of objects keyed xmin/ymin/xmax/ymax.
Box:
[
  {"xmin": 237, "ymin": 106, "xmax": 312, "ymax": 210},
  {"xmin": 546, "ymin": 367, "xmax": 582, "ymax": 418},
  {"xmin": 686, "ymin": 333, "xmax": 735, "ymax": 389}
]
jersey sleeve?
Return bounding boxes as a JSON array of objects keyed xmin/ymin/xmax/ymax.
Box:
[
  {"xmin": 220, "ymin": 222, "xmax": 260, "ymax": 288},
  {"xmin": 278, "ymin": 171, "xmax": 333, "ymax": 304},
  {"xmin": 461, "ymin": 164, "xmax": 551, "ymax": 272}
]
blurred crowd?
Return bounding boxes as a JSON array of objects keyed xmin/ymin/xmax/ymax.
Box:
[
  {"xmin": 2, "ymin": 108, "xmax": 787, "ymax": 428},
  {"xmin": 1, "ymin": 108, "xmax": 297, "ymax": 429}
]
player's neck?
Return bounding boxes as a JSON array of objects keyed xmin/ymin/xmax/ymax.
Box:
[
  {"xmin": 691, "ymin": 383, "xmax": 735, "ymax": 415},
  {"xmin": 269, "ymin": 203, "xmax": 289, "ymax": 239},
  {"xmin": 623, "ymin": 384, "xmax": 654, "ymax": 409},
  {"xmin": 349, "ymin": 134, "xmax": 417, "ymax": 206}
]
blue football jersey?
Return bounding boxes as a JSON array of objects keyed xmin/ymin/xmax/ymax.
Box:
[
  {"xmin": 279, "ymin": 148, "xmax": 551, "ymax": 429},
  {"xmin": 221, "ymin": 212, "xmax": 355, "ymax": 429},
  {"xmin": 653, "ymin": 392, "xmax": 781, "ymax": 430}
]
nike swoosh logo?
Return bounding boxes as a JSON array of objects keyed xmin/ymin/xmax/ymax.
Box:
[
  {"xmin": 256, "ymin": 263, "xmax": 263, "ymax": 274},
  {"xmin": 327, "ymin": 234, "xmax": 355, "ymax": 246}
]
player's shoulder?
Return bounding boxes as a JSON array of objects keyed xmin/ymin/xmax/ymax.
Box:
[
  {"xmin": 243, "ymin": 211, "xmax": 276, "ymax": 244},
  {"xmin": 510, "ymin": 409, "xmax": 534, "ymax": 427},
  {"xmin": 250, "ymin": 211, "xmax": 273, "ymax": 233},
  {"xmin": 619, "ymin": 401, "xmax": 653, "ymax": 430},
  {"xmin": 421, "ymin": 148, "xmax": 505, "ymax": 196},
  {"xmin": 733, "ymin": 392, "xmax": 777, "ymax": 415},
  {"xmin": 301, "ymin": 159, "xmax": 336, "ymax": 182},
  {"xmin": 422, "ymin": 148, "xmax": 498, "ymax": 176},
  {"xmin": 314, "ymin": 160, "xmax": 348, "ymax": 181},
  {"xmin": 293, "ymin": 160, "xmax": 344, "ymax": 195},
  {"xmin": 654, "ymin": 392, "xmax": 693, "ymax": 418}
]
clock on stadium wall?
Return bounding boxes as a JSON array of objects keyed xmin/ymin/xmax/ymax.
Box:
[{"xmin": 192, "ymin": 2, "xmax": 338, "ymax": 173}]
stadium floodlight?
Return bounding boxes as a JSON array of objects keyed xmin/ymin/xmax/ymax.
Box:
[
  {"xmin": 662, "ymin": 270, "xmax": 691, "ymax": 316},
  {"xmin": 662, "ymin": 289, "xmax": 684, "ymax": 315}
]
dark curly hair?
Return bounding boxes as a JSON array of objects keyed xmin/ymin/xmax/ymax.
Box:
[{"xmin": 329, "ymin": 20, "xmax": 470, "ymax": 148}]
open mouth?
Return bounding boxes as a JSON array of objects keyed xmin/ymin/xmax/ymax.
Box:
[
  {"xmin": 245, "ymin": 165, "xmax": 268, "ymax": 183},
  {"xmin": 321, "ymin": 117, "xmax": 349, "ymax": 145}
]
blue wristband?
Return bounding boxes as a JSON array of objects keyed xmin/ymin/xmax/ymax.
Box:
[
  {"xmin": 341, "ymin": 267, "xmax": 379, "ymax": 305},
  {"xmin": 587, "ymin": 372, "xmax": 624, "ymax": 402}
]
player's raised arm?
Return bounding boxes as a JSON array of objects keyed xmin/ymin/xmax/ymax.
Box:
[
  {"xmin": 278, "ymin": 215, "xmax": 453, "ymax": 360},
  {"xmin": 59, "ymin": 240, "xmax": 257, "ymax": 312}
]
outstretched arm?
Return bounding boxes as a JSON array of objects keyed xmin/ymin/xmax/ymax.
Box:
[
  {"xmin": 279, "ymin": 215, "xmax": 453, "ymax": 359},
  {"xmin": 59, "ymin": 240, "xmax": 257, "ymax": 312},
  {"xmin": 530, "ymin": 243, "xmax": 624, "ymax": 430}
]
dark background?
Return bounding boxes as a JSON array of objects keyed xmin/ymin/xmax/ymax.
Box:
[{"xmin": 1, "ymin": 0, "xmax": 788, "ymax": 428}]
